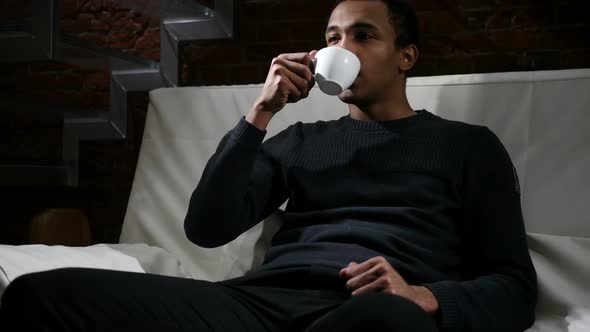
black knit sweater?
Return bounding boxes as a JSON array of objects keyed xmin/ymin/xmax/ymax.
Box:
[{"xmin": 185, "ymin": 110, "xmax": 537, "ymax": 332}]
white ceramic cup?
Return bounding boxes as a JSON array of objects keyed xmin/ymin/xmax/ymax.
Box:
[{"xmin": 312, "ymin": 47, "xmax": 361, "ymax": 96}]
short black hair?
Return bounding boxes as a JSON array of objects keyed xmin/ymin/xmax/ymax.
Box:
[{"xmin": 332, "ymin": 0, "xmax": 420, "ymax": 50}]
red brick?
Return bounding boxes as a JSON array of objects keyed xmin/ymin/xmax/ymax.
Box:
[
  {"xmin": 242, "ymin": 2, "xmax": 332, "ymax": 23},
  {"xmin": 79, "ymin": 33, "xmax": 108, "ymax": 46},
  {"xmin": 83, "ymin": 72, "xmax": 110, "ymax": 91},
  {"xmin": 449, "ymin": 32, "xmax": 495, "ymax": 53},
  {"xmin": 185, "ymin": 44, "xmax": 242, "ymax": 65},
  {"xmin": 80, "ymin": 92, "xmax": 109, "ymax": 109},
  {"xmin": 238, "ymin": 23, "xmax": 257, "ymax": 43},
  {"xmin": 413, "ymin": 0, "xmax": 445, "ymax": 12},
  {"xmin": 82, "ymin": 0, "xmax": 109, "ymax": 12},
  {"xmin": 421, "ymin": 37, "xmax": 455, "ymax": 55},
  {"xmin": 60, "ymin": 18, "xmax": 86, "ymax": 34},
  {"xmin": 106, "ymin": 31, "xmax": 137, "ymax": 49},
  {"xmin": 420, "ymin": 11, "xmax": 466, "ymax": 35},
  {"xmin": 538, "ymin": 28, "xmax": 590, "ymax": 49},
  {"xmin": 60, "ymin": 0, "xmax": 86, "ymax": 18},
  {"xmin": 65, "ymin": 13, "xmax": 94, "ymax": 33},
  {"xmin": 556, "ymin": 3, "xmax": 589, "ymax": 25},
  {"xmin": 108, "ymin": 12, "xmax": 130, "ymax": 30},
  {"xmin": 56, "ymin": 73, "xmax": 85, "ymax": 89},
  {"xmin": 30, "ymin": 73, "xmax": 57, "ymax": 89},
  {"xmin": 88, "ymin": 12, "xmax": 112, "ymax": 33},
  {"xmin": 435, "ymin": 55, "xmax": 475, "ymax": 75},
  {"xmin": 289, "ymin": 41, "xmax": 328, "ymax": 54},
  {"xmin": 199, "ymin": 0, "xmax": 215, "ymax": 9},
  {"xmin": 27, "ymin": 90, "xmax": 78, "ymax": 109},
  {"xmin": 195, "ymin": 66, "xmax": 231, "ymax": 86},
  {"xmin": 135, "ymin": 27, "xmax": 160, "ymax": 49},
  {"xmin": 91, "ymin": 12, "xmax": 116, "ymax": 32},
  {"xmin": 118, "ymin": 15, "xmax": 148, "ymax": 33},
  {"xmin": 28, "ymin": 61, "xmax": 72, "ymax": 73},
  {"xmin": 257, "ymin": 23, "xmax": 292, "ymax": 43},
  {"xmin": 0, "ymin": 0, "xmax": 30, "ymax": 21},
  {"xmin": 471, "ymin": 53, "xmax": 524, "ymax": 73},
  {"xmin": 131, "ymin": 48, "xmax": 160, "ymax": 61},
  {"xmin": 511, "ymin": 8, "xmax": 552, "ymax": 30},
  {"xmin": 181, "ymin": 63, "xmax": 191, "ymax": 85},
  {"xmin": 243, "ymin": 43, "xmax": 294, "ymax": 63},
  {"xmin": 411, "ymin": 56, "xmax": 438, "ymax": 77},
  {"xmin": 521, "ymin": 50, "xmax": 561, "ymax": 71},
  {"xmin": 457, "ymin": 0, "xmax": 494, "ymax": 11},
  {"xmin": 560, "ymin": 49, "xmax": 590, "ymax": 69},
  {"xmin": 485, "ymin": 10, "xmax": 513, "ymax": 30},
  {"xmin": 230, "ymin": 65, "xmax": 260, "ymax": 85},
  {"xmin": 489, "ymin": 30, "xmax": 538, "ymax": 50},
  {"xmin": 289, "ymin": 20, "xmax": 326, "ymax": 42}
]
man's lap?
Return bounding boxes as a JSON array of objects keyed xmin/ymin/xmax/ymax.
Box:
[{"xmin": 0, "ymin": 266, "xmax": 437, "ymax": 331}]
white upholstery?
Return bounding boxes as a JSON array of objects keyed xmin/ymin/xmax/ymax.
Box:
[
  {"xmin": 120, "ymin": 68, "xmax": 590, "ymax": 331},
  {"xmin": 0, "ymin": 244, "xmax": 145, "ymax": 301}
]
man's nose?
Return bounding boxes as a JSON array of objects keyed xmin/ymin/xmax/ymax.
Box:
[{"xmin": 335, "ymin": 40, "xmax": 359, "ymax": 58}]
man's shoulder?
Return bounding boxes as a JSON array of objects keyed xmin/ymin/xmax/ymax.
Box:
[
  {"xmin": 419, "ymin": 111, "xmax": 492, "ymax": 141},
  {"xmin": 426, "ymin": 112, "xmax": 485, "ymax": 131}
]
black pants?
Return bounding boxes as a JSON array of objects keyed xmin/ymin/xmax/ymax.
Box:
[{"xmin": 0, "ymin": 266, "xmax": 438, "ymax": 331}]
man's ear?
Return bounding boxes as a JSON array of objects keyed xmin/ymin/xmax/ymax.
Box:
[{"xmin": 399, "ymin": 44, "xmax": 419, "ymax": 72}]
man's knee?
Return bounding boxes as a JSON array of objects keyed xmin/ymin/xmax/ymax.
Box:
[
  {"xmin": 2, "ymin": 268, "xmax": 89, "ymax": 312},
  {"xmin": 0, "ymin": 270, "xmax": 57, "ymax": 327}
]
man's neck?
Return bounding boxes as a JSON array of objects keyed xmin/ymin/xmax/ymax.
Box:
[{"xmin": 348, "ymin": 95, "xmax": 416, "ymax": 122}]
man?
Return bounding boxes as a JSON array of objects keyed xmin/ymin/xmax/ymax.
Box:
[{"xmin": 0, "ymin": 0, "xmax": 536, "ymax": 331}]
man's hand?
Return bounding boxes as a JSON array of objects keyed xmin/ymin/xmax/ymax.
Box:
[
  {"xmin": 246, "ymin": 51, "xmax": 317, "ymax": 130},
  {"xmin": 339, "ymin": 256, "xmax": 439, "ymax": 316}
]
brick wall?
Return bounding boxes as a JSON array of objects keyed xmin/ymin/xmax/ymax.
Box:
[
  {"xmin": 0, "ymin": 0, "xmax": 588, "ymax": 244},
  {"xmin": 60, "ymin": 0, "xmax": 160, "ymax": 60},
  {"xmin": 0, "ymin": 0, "xmax": 30, "ymax": 23},
  {"xmin": 183, "ymin": 0, "xmax": 590, "ymax": 86}
]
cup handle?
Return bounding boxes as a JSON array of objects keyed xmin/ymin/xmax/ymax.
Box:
[{"xmin": 311, "ymin": 58, "xmax": 317, "ymax": 76}]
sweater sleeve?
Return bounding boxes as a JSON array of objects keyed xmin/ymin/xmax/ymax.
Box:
[
  {"xmin": 184, "ymin": 116, "xmax": 289, "ymax": 248},
  {"xmin": 423, "ymin": 127, "xmax": 537, "ymax": 332}
]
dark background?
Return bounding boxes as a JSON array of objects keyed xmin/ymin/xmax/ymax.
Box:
[{"xmin": 1, "ymin": 0, "xmax": 588, "ymax": 245}]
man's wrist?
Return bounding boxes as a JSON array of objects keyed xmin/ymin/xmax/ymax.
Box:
[
  {"xmin": 246, "ymin": 102, "xmax": 274, "ymax": 131},
  {"xmin": 410, "ymin": 286, "xmax": 439, "ymax": 317}
]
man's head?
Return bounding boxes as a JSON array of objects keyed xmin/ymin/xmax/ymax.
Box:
[{"xmin": 326, "ymin": 0, "xmax": 419, "ymax": 106}]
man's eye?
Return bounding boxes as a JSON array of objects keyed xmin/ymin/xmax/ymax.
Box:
[
  {"xmin": 356, "ymin": 33, "xmax": 374, "ymax": 40},
  {"xmin": 327, "ymin": 36, "xmax": 340, "ymax": 43}
]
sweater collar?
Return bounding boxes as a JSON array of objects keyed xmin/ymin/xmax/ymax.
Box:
[{"xmin": 342, "ymin": 109, "xmax": 431, "ymax": 131}]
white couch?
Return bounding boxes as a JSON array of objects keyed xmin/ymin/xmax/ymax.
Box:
[{"xmin": 2, "ymin": 69, "xmax": 590, "ymax": 331}]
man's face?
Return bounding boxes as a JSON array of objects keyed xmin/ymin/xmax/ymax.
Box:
[{"xmin": 326, "ymin": 0, "xmax": 403, "ymax": 105}]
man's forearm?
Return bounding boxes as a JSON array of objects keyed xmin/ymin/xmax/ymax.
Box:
[{"xmin": 184, "ymin": 117, "xmax": 268, "ymax": 247}]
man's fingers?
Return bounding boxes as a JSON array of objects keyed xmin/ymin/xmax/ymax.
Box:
[
  {"xmin": 339, "ymin": 262, "xmax": 358, "ymax": 277},
  {"xmin": 272, "ymin": 61, "xmax": 311, "ymax": 98},
  {"xmin": 341, "ymin": 259, "xmax": 376, "ymax": 278},
  {"xmin": 273, "ymin": 57, "xmax": 314, "ymax": 83},
  {"xmin": 280, "ymin": 76, "xmax": 302, "ymax": 103},
  {"xmin": 350, "ymin": 279, "xmax": 386, "ymax": 296},
  {"xmin": 345, "ymin": 264, "xmax": 384, "ymax": 291},
  {"xmin": 277, "ymin": 52, "xmax": 314, "ymax": 67}
]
